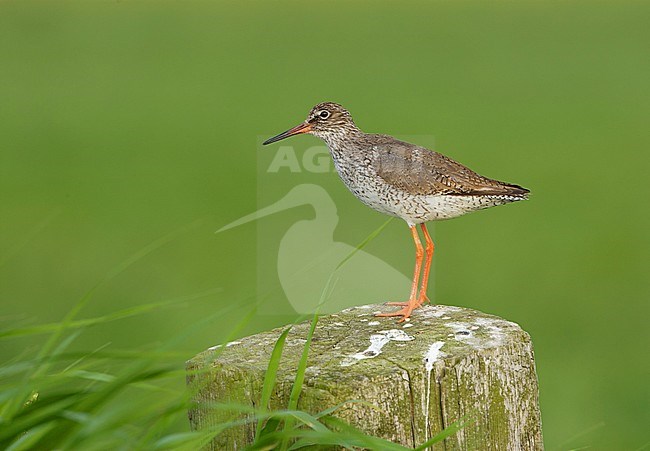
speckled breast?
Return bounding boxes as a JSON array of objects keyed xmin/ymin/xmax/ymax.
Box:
[{"xmin": 329, "ymin": 148, "xmax": 516, "ymax": 226}]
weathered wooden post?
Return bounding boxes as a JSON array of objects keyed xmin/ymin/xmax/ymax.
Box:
[{"xmin": 186, "ymin": 304, "xmax": 543, "ymax": 450}]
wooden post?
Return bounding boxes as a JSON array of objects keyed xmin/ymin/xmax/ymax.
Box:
[{"xmin": 186, "ymin": 304, "xmax": 543, "ymax": 450}]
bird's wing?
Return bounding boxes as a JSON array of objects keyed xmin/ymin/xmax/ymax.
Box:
[{"xmin": 370, "ymin": 135, "xmax": 529, "ymax": 197}]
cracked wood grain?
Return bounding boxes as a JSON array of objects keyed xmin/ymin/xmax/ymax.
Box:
[{"xmin": 186, "ymin": 304, "xmax": 544, "ymax": 450}]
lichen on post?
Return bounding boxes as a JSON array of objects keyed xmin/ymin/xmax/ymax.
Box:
[{"xmin": 186, "ymin": 304, "xmax": 544, "ymax": 450}]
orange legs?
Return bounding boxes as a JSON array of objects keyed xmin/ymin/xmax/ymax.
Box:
[
  {"xmin": 377, "ymin": 223, "xmax": 434, "ymax": 321},
  {"xmin": 418, "ymin": 223, "xmax": 435, "ymax": 306}
]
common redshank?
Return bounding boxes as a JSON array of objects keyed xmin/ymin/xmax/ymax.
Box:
[{"xmin": 263, "ymin": 102, "xmax": 529, "ymax": 321}]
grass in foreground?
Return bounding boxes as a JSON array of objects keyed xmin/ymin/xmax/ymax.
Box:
[
  {"xmin": 1, "ymin": 220, "xmax": 466, "ymax": 450},
  {"xmin": 0, "ymin": 303, "xmax": 466, "ymax": 450}
]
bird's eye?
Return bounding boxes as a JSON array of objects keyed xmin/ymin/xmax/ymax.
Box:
[{"xmin": 318, "ymin": 110, "xmax": 330, "ymax": 119}]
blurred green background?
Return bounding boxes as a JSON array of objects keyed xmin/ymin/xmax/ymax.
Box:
[{"xmin": 1, "ymin": 1, "xmax": 648, "ymax": 449}]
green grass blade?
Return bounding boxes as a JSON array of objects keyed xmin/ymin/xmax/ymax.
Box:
[
  {"xmin": 0, "ymin": 288, "xmax": 221, "ymax": 340},
  {"xmin": 0, "ymin": 395, "xmax": 81, "ymax": 443},
  {"xmin": 152, "ymin": 430, "xmax": 219, "ymax": 450},
  {"xmin": 335, "ymin": 217, "xmax": 393, "ymax": 271},
  {"xmin": 294, "ymin": 415, "xmax": 410, "ymax": 451},
  {"xmin": 413, "ymin": 415, "xmax": 474, "ymax": 450},
  {"xmin": 5, "ymin": 421, "xmax": 58, "ymax": 451},
  {"xmin": 255, "ymin": 326, "xmax": 291, "ymax": 440},
  {"xmin": 314, "ymin": 399, "xmax": 380, "ymax": 419},
  {"xmin": 320, "ymin": 415, "xmax": 410, "ymax": 450},
  {"xmin": 0, "ymin": 221, "xmax": 206, "ymax": 424},
  {"xmin": 279, "ymin": 313, "xmax": 318, "ymax": 450},
  {"xmin": 288, "ymin": 315, "xmax": 318, "ymax": 413},
  {"xmin": 36, "ymin": 219, "xmax": 203, "ymax": 360}
]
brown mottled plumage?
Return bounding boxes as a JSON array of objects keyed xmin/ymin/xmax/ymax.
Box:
[
  {"xmin": 263, "ymin": 102, "xmax": 529, "ymax": 320},
  {"xmin": 370, "ymin": 135, "xmax": 528, "ymax": 197}
]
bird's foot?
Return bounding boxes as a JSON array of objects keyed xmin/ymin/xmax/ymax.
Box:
[
  {"xmin": 385, "ymin": 301, "xmax": 410, "ymax": 306},
  {"xmin": 375, "ymin": 305, "xmax": 415, "ymax": 322},
  {"xmin": 376, "ymin": 296, "xmax": 428, "ymax": 322},
  {"xmin": 385, "ymin": 294, "xmax": 429, "ymax": 308}
]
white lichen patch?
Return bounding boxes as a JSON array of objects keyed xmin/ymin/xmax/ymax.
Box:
[
  {"xmin": 382, "ymin": 329, "xmax": 414, "ymax": 341},
  {"xmin": 191, "ymin": 304, "xmax": 541, "ymax": 449},
  {"xmin": 445, "ymin": 319, "xmax": 506, "ymax": 349},
  {"xmin": 418, "ymin": 305, "xmax": 463, "ymax": 319},
  {"xmin": 423, "ymin": 341, "xmax": 446, "ymax": 444},
  {"xmin": 424, "ymin": 341, "xmax": 446, "ymax": 372},
  {"xmin": 341, "ymin": 329, "xmax": 414, "ymax": 366},
  {"xmin": 341, "ymin": 334, "xmax": 389, "ymax": 366},
  {"xmin": 445, "ymin": 322, "xmax": 472, "ymax": 334},
  {"xmin": 207, "ymin": 344, "xmax": 222, "ymax": 351},
  {"xmin": 472, "ymin": 317, "xmax": 510, "ymax": 346},
  {"xmin": 226, "ymin": 341, "xmax": 242, "ymax": 347},
  {"xmin": 473, "ymin": 316, "xmax": 513, "ymax": 330}
]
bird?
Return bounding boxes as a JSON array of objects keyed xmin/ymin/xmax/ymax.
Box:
[
  {"xmin": 262, "ymin": 102, "xmax": 529, "ymax": 321},
  {"xmin": 216, "ymin": 184, "xmax": 411, "ymax": 314}
]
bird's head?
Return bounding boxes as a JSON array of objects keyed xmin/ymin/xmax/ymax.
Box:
[{"xmin": 263, "ymin": 102, "xmax": 359, "ymax": 146}]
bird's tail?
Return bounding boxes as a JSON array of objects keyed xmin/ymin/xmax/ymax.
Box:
[
  {"xmin": 501, "ymin": 182, "xmax": 530, "ymax": 198},
  {"xmin": 468, "ymin": 182, "xmax": 530, "ymax": 199}
]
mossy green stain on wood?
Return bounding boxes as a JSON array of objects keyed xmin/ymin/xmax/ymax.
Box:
[{"xmin": 187, "ymin": 305, "xmax": 543, "ymax": 450}]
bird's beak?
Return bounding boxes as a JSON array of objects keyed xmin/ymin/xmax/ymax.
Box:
[{"xmin": 263, "ymin": 122, "xmax": 312, "ymax": 145}]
